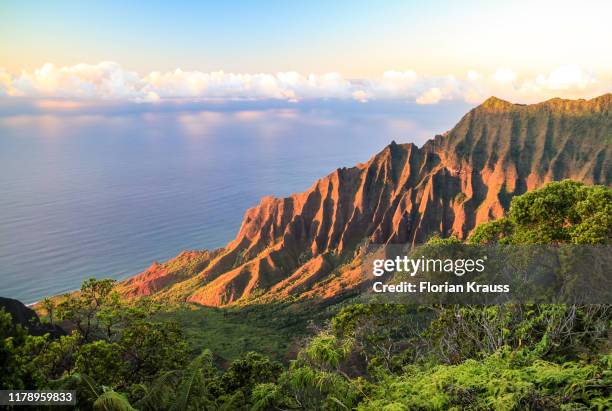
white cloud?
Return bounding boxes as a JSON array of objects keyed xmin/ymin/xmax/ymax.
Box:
[
  {"xmin": 352, "ymin": 90, "xmax": 369, "ymax": 102},
  {"xmin": 140, "ymin": 69, "xmax": 353, "ymax": 100},
  {"xmin": 0, "ymin": 69, "xmax": 15, "ymax": 96},
  {"xmin": 0, "ymin": 62, "xmax": 609, "ymax": 105},
  {"xmin": 9, "ymin": 62, "xmax": 143, "ymax": 99},
  {"xmin": 467, "ymin": 70, "xmax": 481, "ymax": 81},
  {"xmin": 534, "ymin": 65, "xmax": 596, "ymax": 90},
  {"xmin": 375, "ymin": 70, "xmax": 419, "ymax": 97},
  {"xmin": 416, "ymin": 87, "xmax": 443, "ymax": 104},
  {"xmin": 492, "ymin": 68, "xmax": 517, "ymax": 84}
]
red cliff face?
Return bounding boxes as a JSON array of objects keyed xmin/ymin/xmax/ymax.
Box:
[{"xmin": 118, "ymin": 94, "xmax": 612, "ymax": 306}]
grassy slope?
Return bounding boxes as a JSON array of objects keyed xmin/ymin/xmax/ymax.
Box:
[{"xmin": 158, "ymin": 301, "xmax": 341, "ymax": 364}]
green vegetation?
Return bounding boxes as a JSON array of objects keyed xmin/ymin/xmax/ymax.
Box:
[
  {"xmin": 469, "ymin": 179, "xmax": 611, "ymax": 245},
  {"xmin": 1, "ymin": 180, "xmax": 610, "ymax": 409},
  {"xmin": 157, "ymin": 303, "xmax": 330, "ymax": 363}
]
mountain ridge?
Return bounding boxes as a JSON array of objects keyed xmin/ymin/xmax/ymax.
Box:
[{"xmin": 117, "ymin": 94, "xmax": 612, "ymax": 306}]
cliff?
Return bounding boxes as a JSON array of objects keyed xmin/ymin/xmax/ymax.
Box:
[{"xmin": 117, "ymin": 94, "xmax": 612, "ymax": 306}]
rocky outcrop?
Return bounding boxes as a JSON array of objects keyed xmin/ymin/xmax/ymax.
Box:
[{"xmin": 119, "ymin": 94, "xmax": 611, "ymax": 306}]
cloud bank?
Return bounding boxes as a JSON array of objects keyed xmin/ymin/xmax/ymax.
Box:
[{"xmin": 0, "ymin": 62, "xmax": 609, "ymax": 105}]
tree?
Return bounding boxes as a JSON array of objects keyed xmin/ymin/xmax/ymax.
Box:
[
  {"xmin": 56, "ymin": 278, "xmax": 116, "ymax": 342},
  {"xmin": 331, "ymin": 304, "xmax": 424, "ymax": 371},
  {"xmin": 41, "ymin": 297, "xmax": 55, "ymax": 326},
  {"xmin": 75, "ymin": 340, "xmax": 123, "ymax": 387},
  {"xmin": 21, "ymin": 278, "xmax": 190, "ymax": 399},
  {"xmin": 469, "ymin": 180, "xmax": 612, "ymax": 245},
  {"xmin": 221, "ymin": 351, "xmax": 282, "ymax": 394},
  {"xmin": 119, "ymin": 319, "xmax": 189, "ymax": 386},
  {"xmin": 0, "ymin": 309, "xmax": 32, "ymax": 389}
]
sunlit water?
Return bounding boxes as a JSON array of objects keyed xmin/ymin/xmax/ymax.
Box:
[{"xmin": 0, "ymin": 100, "xmax": 469, "ymax": 303}]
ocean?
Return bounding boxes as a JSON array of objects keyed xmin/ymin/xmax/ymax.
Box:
[{"xmin": 0, "ymin": 100, "xmax": 469, "ymax": 303}]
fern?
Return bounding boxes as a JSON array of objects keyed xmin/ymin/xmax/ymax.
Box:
[{"xmin": 93, "ymin": 390, "xmax": 136, "ymax": 411}]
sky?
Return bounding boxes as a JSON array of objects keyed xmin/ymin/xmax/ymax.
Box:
[{"xmin": 1, "ymin": 0, "xmax": 611, "ymax": 105}]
